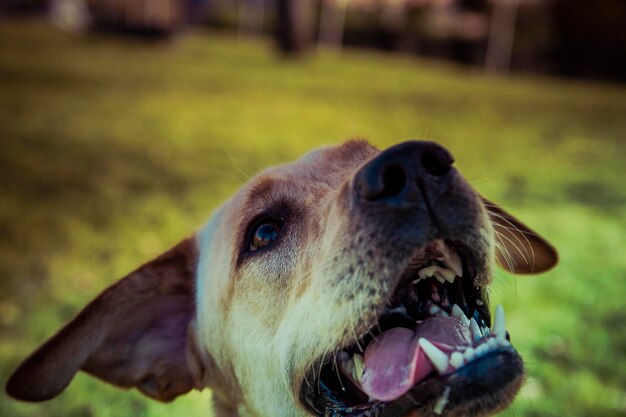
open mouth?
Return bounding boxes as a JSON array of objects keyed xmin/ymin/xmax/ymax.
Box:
[{"xmin": 300, "ymin": 240, "xmax": 523, "ymax": 417}]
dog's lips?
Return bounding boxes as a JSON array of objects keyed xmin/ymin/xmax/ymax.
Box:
[{"xmin": 299, "ymin": 240, "xmax": 521, "ymax": 417}]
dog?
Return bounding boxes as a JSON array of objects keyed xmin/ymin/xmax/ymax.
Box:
[{"xmin": 6, "ymin": 140, "xmax": 557, "ymax": 417}]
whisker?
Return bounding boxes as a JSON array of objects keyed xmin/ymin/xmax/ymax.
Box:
[
  {"xmin": 226, "ymin": 150, "xmax": 255, "ymax": 181},
  {"xmin": 495, "ymin": 230, "xmax": 530, "ymax": 266},
  {"xmin": 332, "ymin": 349, "xmax": 346, "ymax": 392},
  {"xmin": 494, "ymin": 236, "xmax": 516, "ymax": 272},
  {"xmin": 488, "ymin": 211, "xmax": 536, "ymax": 267}
]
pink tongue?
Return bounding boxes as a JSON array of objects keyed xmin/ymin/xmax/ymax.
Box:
[{"xmin": 360, "ymin": 317, "xmax": 471, "ymax": 402}]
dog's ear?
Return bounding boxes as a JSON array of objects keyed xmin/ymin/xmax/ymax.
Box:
[
  {"xmin": 6, "ymin": 237, "xmax": 204, "ymax": 403},
  {"xmin": 482, "ymin": 198, "xmax": 558, "ymax": 274}
]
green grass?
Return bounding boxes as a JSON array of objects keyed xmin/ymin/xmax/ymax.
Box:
[{"xmin": 1, "ymin": 19, "xmax": 625, "ymax": 417}]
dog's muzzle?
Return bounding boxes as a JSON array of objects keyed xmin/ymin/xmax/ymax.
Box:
[{"xmin": 299, "ymin": 142, "xmax": 524, "ymax": 417}]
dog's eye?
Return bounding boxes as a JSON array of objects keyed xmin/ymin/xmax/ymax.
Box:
[{"xmin": 249, "ymin": 222, "xmax": 281, "ymax": 252}]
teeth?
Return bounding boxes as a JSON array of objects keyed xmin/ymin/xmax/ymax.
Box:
[
  {"xmin": 418, "ymin": 265, "xmax": 456, "ymax": 284},
  {"xmin": 487, "ymin": 338, "xmax": 498, "ymax": 349},
  {"xmin": 493, "ymin": 305, "xmax": 506, "ymax": 338},
  {"xmin": 475, "ymin": 344, "xmax": 489, "ymax": 357},
  {"xmin": 429, "ymin": 304, "xmax": 440, "ymax": 315},
  {"xmin": 429, "ymin": 304, "xmax": 450, "ymax": 317},
  {"xmin": 463, "ymin": 347, "xmax": 475, "ymax": 361},
  {"xmin": 450, "ymin": 352, "xmax": 464, "ymax": 369},
  {"xmin": 352, "ymin": 354, "xmax": 364, "ymax": 382},
  {"xmin": 451, "ymin": 304, "xmax": 463, "ymax": 319},
  {"xmin": 418, "ymin": 265, "xmax": 437, "ymax": 280},
  {"xmin": 451, "ymin": 304, "xmax": 470, "ymax": 327},
  {"xmin": 469, "ymin": 318, "xmax": 483, "ymax": 341},
  {"xmin": 419, "ymin": 338, "xmax": 449, "ymax": 373},
  {"xmin": 437, "ymin": 269, "xmax": 456, "ymax": 283}
]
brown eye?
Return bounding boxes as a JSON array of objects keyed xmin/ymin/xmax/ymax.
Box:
[{"xmin": 249, "ymin": 222, "xmax": 281, "ymax": 252}]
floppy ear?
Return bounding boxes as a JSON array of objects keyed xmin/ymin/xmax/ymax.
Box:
[
  {"xmin": 6, "ymin": 237, "xmax": 204, "ymax": 403},
  {"xmin": 482, "ymin": 198, "xmax": 558, "ymax": 274}
]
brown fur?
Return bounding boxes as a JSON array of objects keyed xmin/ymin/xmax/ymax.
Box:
[{"xmin": 6, "ymin": 140, "xmax": 557, "ymax": 417}]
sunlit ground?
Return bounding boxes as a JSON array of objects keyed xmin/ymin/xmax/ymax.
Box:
[{"xmin": 1, "ymin": 19, "xmax": 625, "ymax": 417}]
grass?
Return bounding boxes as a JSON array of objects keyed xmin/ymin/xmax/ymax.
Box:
[{"xmin": 1, "ymin": 19, "xmax": 625, "ymax": 417}]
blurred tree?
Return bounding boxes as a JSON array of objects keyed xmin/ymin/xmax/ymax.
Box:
[
  {"xmin": 318, "ymin": 0, "xmax": 348, "ymax": 49},
  {"xmin": 275, "ymin": 0, "xmax": 315, "ymax": 53},
  {"xmin": 238, "ymin": 0, "xmax": 265, "ymax": 35},
  {"xmin": 485, "ymin": 0, "xmax": 519, "ymax": 74}
]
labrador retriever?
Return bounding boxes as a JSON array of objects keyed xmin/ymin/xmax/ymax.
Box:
[{"xmin": 6, "ymin": 140, "xmax": 558, "ymax": 417}]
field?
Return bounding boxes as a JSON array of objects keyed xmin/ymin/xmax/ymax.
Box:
[{"xmin": 0, "ymin": 19, "xmax": 625, "ymax": 417}]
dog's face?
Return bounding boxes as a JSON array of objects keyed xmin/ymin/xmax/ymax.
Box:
[{"xmin": 7, "ymin": 140, "xmax": 557, "ymax": 417}]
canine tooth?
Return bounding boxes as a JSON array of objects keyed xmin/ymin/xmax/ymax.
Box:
[
  {"xmin": 496, "ymin": 330, "xmax": 507, "ymax": 343},
  {"xmin": 446, "ymin": 251, "xmax": 463, "ymax": 277},
  {"xmin": 463, "ymin": 347, "xmax": 475, "ymax": 361},
  {"xmin": 439, "ymin": 269, "xmax": 456, "ymax": 283},
  {"xmin": 353, "ymin": 354, "xmax": 364, "ymax": 381},
  {"xmin": 493, "ymin": 305, "xmax": 506, "ymax": 337},
  {"xmin": 452, "ymin": 304, "xmax": 469, "ymax": 326},
  {"xmin": 419, "ymin": 339, "xmax": 449, "ymax": 374},
  {"xmin": 487, "ymin": 338, "xmax": 498, "ymax": 349},
  {"xmin": 451, "ymin": 304, "xmax": 463, "ymax": 318},
  {"xmin": 418, "ymin": 265, "xmax": 438, "ymax": 279},
  {"xmin": 470, "ymin": 318, "xmax": 483, "ymax": 341},
  {"xmin": 476, "ymin": 299, "xmax": 484, "ymax": 306},
  {"xmin": 450, "ymin": 352, "xmax": 464, "ymax": 369}
]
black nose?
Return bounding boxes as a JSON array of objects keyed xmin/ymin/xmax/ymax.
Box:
[{"xmin": 354, "ymin": 141, "xmax": 455, "ymax": 207}]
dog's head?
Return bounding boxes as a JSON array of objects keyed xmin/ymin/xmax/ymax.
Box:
[{"xmin": 6, "ymin": 140, "xmax": 557, "ymax": 417}]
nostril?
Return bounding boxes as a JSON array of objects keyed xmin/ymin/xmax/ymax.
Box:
[
  {"xmin": 376, "ymin": 164, "xmax": 406, "ymax": 200},
  {"xmin": 422, "ymin": 148, "xmax": 454, "ymax": 177}
]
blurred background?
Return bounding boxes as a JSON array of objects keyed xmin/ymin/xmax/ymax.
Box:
[{"xmin": 0, "ymin": 1, "xmax": 624, "ymax": 417}]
